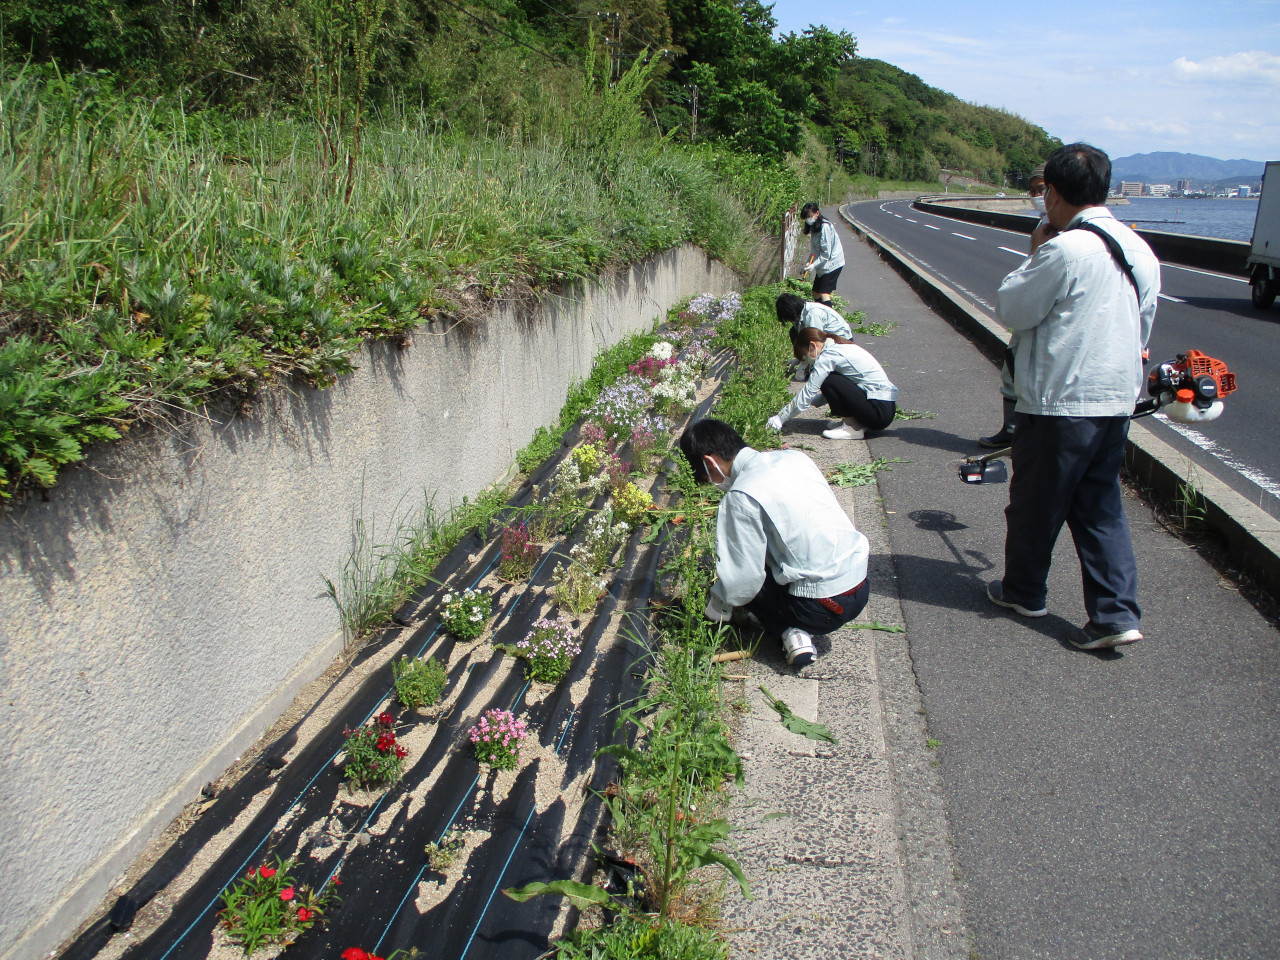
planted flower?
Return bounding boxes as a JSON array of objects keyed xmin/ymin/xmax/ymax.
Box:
[
  {"xmin": 613, "ymin": 482, "xmax": 655, "ymax": 526},
  {"xmin": 571, "ymin": 506, "xmax": 630, "ymax": 573},
  {"xmin": 498, "ymin": 522, "xmax": 539, "ymax": 581},
  {"xmin": 342, "ymin": 712, "xmax": 407, "ymax": 789},
  {"xmin": 469, "ymin": 708, "xmax": 530, "ymax": 770},
  {"xmin": 439, "ymin": 588, "xmax": 492, "ymax": 640},
  {"xmin": 552, "ymin": 560, "xmax": 609, "ymax": 615},
  {"xmin": 571, "ymin": 441, "xmax": 607, "ymax": 477},
  {"xmin": 516, "ymin": 614, "xmax": 583, "ymax": 683},
  {"xmin": 393, "ymin": 655, "xmax": 447, "ymax": 710},
  {"xmin": 218, "ymin": 856, "xmax": 335, "ymax": 955}
]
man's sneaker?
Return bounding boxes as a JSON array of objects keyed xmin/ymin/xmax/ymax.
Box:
[
  {"xmin": 978, "ymin": 425, "xmax": 1014, "ymax": 448},
  {"xmin": 822, "ymin": 419, "xmax": 865, "ymax": 440},
  {"xmin": 1069, "ymin": 622, "xmax": 1143, "ymax": 650},
  {"xmin": 986, "ymin": 581, "xmax": 1047, "ymax": 618},
  {"xmin": 781, "ymin": 627, "xmax": 817, "ymax": 667}
]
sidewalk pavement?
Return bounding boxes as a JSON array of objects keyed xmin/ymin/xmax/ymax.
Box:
[{"xmin": 719, "ymin": 205, "xmax": 1279, "ymax": 960}]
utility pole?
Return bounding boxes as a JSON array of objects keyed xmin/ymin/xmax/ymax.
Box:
[
  {"xmin": 595, "ymin": 11, "xmax": 622, "ymax": 85},
  {"xmin": 688, "ymin": 84, "xmax": 699, "ymax": 141}
]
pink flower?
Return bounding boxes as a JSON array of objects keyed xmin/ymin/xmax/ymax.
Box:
[{"xmin": 280, "ymin": 887, "xmax": 295, "ymax": 901}]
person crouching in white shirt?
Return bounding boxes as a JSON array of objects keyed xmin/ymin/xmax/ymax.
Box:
[
  {"xmin": 679, "ymin": 418, "xmax": 870, "ymax": 668},
  {"xmin": 767, "ymin": 328, "xmax": 897, "ymax": 440}
]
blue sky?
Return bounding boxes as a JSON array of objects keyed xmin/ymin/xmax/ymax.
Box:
[{"xmin": 769, "ymin": 0, "xmax": 1280, "ymax": 162}]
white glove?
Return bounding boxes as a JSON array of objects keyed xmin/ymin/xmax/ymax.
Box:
[
  {"xmin": 704, "ymin": 595, "xmax": 733, "ymax": 622},
  {"xmin": 766, "ymin": 415, "xmax": 784, "ymax": 432}
]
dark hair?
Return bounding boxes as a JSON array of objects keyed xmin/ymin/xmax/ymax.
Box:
[
  {"xmin": 776, "ymin": 293, "xmax": 805, "ymax": 323},
  {"xmin": 679, "ymin": 419, "xmax": 746, "ymax": 482},
  {"xmin": 1044, "ymin": 143, "xmax": 1111, "ymax": 207},
  {"xmin": 800, "ymin": 201, "xmax": 823, "ymax": 234},
  {"xmin": 791, "ymin": 326, "xmax": 852, "ymax": 360}
]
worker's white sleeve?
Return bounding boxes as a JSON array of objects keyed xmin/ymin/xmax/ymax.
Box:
[
  {"xmin": 997, "ymin": 242, "xmax": 1067, "ymax": 332},
  {"xmin": 710, "ymin": 493, "xmax": 769, "ymax": 608}
]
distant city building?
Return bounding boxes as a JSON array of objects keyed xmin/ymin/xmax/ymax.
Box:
[
  {"xmin": 1120, "ymin": 181, "xmax": 1144, "ymax": 197},
  {"xmin": 1239, "ymin": 185, "xmax": 1252, "ymax": 197},
  {"xmin": 1176, "ymin": 178, "xmax": 1192, "ymax": 193},
  {"xmin": 1150, "ymin": 184, "xmax": 1172, "ymax": 197}
]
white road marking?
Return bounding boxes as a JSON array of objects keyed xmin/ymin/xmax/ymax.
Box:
[
  {"xmin": 1158, "ymin": 293, "xmax": 1185, "ymax": 303},
  {"xmin": 998, "ymin": 246, "xmax": 1028, "ymax": 257},
  {"xmin": 924, "ymin": 224, "xmax": 940, "ymax": 230},
  {"xmin": 905, "ymin": 218, "xmax": 918, "ymax": 223},
  {"xmin": 952, "ymin": 232, "xmax": 977, "ymax": 240},
  {"xmin": 1154, "ymin": 414, "xmax": 1280, "ymax": 501},
  {"xmin": 1165, "ymin": 263, "xmax": 1249, "ymax": 283}
]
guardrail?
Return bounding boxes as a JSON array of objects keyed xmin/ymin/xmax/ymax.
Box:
[
  {"xmin": 913, "ymin": 196, "xmax": 1252, "ymax": 277},
  {"xmin": 840, "ymin": 201, "xmax": 1280, "ymax": 599}
]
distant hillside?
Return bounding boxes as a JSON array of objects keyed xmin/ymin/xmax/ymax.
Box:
[
  {"xmin": 1111, "ymin": 152, "xmax": 1265, "ymax": 184},
  {"xmin": 826, "ymin": 58, "xmax": 1061, "ymax": 187}
]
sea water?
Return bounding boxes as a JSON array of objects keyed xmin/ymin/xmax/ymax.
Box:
[{"xmin": 1111, "ymin": 196, "xmax": 1260, "ymax": 242}]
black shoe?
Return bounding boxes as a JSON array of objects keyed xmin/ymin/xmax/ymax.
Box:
[{"xmin": 978, "ymin": 426, "xmax": 1014, "ymax": 448}]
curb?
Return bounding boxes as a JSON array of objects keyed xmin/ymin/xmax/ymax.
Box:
[{"xmin": 839, "ymin": 202, "xmax": 1280, "ymax": 599}]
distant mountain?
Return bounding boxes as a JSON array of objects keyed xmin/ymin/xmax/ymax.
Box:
[{"xmin": 1110, "ymin": 152, "xmax": 1265, "ymax": 184}]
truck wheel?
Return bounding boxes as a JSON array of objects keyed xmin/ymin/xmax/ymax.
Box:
[{"xmin": 1252, "ymin": 278, "xmax": 1276, "ymax": 309}]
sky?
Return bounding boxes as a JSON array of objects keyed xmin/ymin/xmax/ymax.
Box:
[{"xmin": 768, "ymin": 0, "xmax": 1280, "ymax": 162}]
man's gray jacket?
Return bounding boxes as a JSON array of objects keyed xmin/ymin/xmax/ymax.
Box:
[{"xmin": 997, "ymin": 206, "xmax": 1160, "ymax": 417}]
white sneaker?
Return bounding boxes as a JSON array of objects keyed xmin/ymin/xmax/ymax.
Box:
[
  {"xmin": 822, "ymin": 418, "xmax": 865, "ymax": 440},
  {"xmin": 781, "ymin": 627, "xmax": 817, "ymax": 667}
]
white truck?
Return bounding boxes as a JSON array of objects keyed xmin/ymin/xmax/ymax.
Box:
[{"xmin": 1249, "ymin": 160, "xmax": 1280, "ymax": 309}]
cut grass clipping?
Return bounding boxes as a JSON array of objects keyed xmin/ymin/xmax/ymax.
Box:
[
  {"xmin": 825, "ymin": 457, "xmax": 907, "ymax": 488},
  {"xmin": 758, "ymin": 686, "xmax": 836, "ymax": 744}
]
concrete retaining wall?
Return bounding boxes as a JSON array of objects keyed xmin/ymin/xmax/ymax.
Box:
[
  {"xmin": 914, "ymin": 196, "xmax": 1252, "ymax": 276},
  {"xmin": 0, "ymin": 245, "xmax": 739, "ymax": 960}
]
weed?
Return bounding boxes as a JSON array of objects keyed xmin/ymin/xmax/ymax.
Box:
[
  {"xmin": 895, "ymin": 409, "xmax": 936, "ymax": 420},
  {"xmin": 392, "ymin": 656, "xmax": 447, "ymax": 710},
  {"xmin": 826, "ymin": 457, "xmax": 907, "ymax": 487},
  {"xmin": 926, "ymin": 738, "xmax": 942, "ymax": 750},
  {"xmin": 424, "ymin": 831, "xmax": 465, "ymax": 872},
  {"xmin": 1174, "ymin": 469, "xmax": 1208, "ymax": 531},
  {"xmin": 552, "ymin": 560, "xmax": 609, "ymax": 615}
]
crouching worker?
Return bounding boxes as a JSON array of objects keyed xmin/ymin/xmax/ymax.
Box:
[
  {"xmin": 767, "ymin": 328, "xmax": 897, "ymax": 440},
  {"xmin": 679, "ymin": 418, "xmax": 870, "ymax": 667},
  {"xmin": 776, "ymin": 293, "xmax": 854, "ymax": 381}
]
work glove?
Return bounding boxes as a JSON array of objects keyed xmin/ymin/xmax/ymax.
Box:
[
  {"xmin": 704, "ymin": 594, "xmax": 733, "ymax": 622},
  {"xmin": 766, "ymin": 415, "xmax": 784, "ymax": 432}
]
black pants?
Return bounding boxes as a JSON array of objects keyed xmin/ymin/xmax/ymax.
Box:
[
  {"xmin": 813, "ymin": 267, "xmax": 842, "ymax": 295},
  {"xmin": 1002, "ymin": 414, "xmax": 1140, "ymax": 630},
  {"xmin": 820, "ymin": 372, "xmax": 896, "ymax": 430},
  {"xmin": 746, "ymin": 575, "xmax": 869, "ymax": 639}
]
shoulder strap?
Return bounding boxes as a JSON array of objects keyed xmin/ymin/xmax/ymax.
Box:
[{"xmin": 1068, "ymin": 220, "xmax": 1140, "ymax": 300}]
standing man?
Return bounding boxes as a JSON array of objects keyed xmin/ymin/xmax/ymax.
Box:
[
  {"xmin": 986, "ymin": 143, "xmax": 1160, "ymax": 650},
  {"xmin": 680, "ymin": 419, "xmax": 869, "ymax": 667}
]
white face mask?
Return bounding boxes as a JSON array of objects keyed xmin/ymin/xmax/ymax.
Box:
[
  {"xmin": 1030, "ymin": 195, "xmax": 1046, "ymax": 214},
  {"xmin": 805, "ymin": 216, "xmax": 818, "ymax": 226},
  {"xmin": 705, "ymin": 457, "xmax": 732, "ymax": 492}
]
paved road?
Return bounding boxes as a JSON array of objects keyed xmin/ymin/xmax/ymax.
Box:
[
  {"xmin": 848, "ymin": 198, "xmax": 1280, "ymax": 517},
  {"xmin": 826, "ymin": 205, "xmax": 1280, "ymax": 960}
]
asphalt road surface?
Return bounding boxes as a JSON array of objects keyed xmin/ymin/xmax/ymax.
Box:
[{"xmin": 847, "ymin": 198, "xmax": 1280, "ymax": 518}]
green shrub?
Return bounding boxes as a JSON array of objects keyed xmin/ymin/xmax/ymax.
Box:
[{"xmin": 393, "ymin": 655, "xmax": 447, "ymax": 709}]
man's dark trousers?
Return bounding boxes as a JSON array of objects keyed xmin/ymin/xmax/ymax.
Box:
[{"xmin": 1001, "ymin": 413, "xmax": 1141, "ymax": 630}]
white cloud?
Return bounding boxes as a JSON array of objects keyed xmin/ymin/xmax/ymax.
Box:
[{"xmin": 1173, "ymin": 51, "xmax": 1280, "ymax": 83}]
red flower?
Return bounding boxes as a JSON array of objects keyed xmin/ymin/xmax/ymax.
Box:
[
  {"xmin": 296, "ymin": 907, "xmax": 313, "ymax": 922},
  {"xmin": 279, "ymin": 887, "xmax": 295, "ymax": 901},
  {"xmin": 259, "ymin": 866, "xmax": 277, "ymax": 879},
  {"xmin": 246, "ymin": 867, "xmax": 257, "ymax": 878},
  {"xmin": 332, "ymin": 876, "xmax": 342, "ymax": 886},
  {"xmin": 377, "ymin": 712, "xmax": 394, "ymax": 728},
  {"xmin": 342, "ymin": 949, "xmax": 368, "ymax": 960},
  {"xmin": 376, "ymin": 734, "xmax": 395, "ymax": 752},
  {"xmin": 394, "ymin": 745, "xmax": 407, "ymax": 759}
]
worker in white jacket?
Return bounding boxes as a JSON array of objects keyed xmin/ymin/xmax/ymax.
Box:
[
  {"xmin": 801, "ymin": 202, "xmax": 845, "ymax": 304},
  {"xmin": 679, "ymin": 419, "xmax": 870, "ymax": 667},
  {"xmin": 767, "ymin": 329, "xmax": 898, "ymax": 441},
  {"xmin": 776, "ymin": 293, "xmax": 854, "ymax": 381}
]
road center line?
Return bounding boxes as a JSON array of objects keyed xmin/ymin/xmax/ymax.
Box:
[
  {"xmin": 904, "ymin": 218, "xmax": 917, "ymax": 223},
  {"xmin": 998, "ymin": 246, "xmax": 1028, "ymax": 257},
  {"xmin": 952, "ymin": 232, "xmax": 976, "ymax": 240},
  {"xmin": 924, "ymin": 224, "xmax": 940, "ymax": 230}
]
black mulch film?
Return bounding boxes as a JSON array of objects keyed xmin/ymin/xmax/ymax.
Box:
[{"xmin": 60, "ymin": 329, "xmax": 733, "ymax": 960}]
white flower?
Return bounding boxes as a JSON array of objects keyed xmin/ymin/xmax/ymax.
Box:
[{"xmin": 649, "ymin": 341, "xmax": 675, "ymax": 360}]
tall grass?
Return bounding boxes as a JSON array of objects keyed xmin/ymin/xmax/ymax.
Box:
[{"xmin": 0, "ymin": 66, "xmax": 793, "ymax": 500}]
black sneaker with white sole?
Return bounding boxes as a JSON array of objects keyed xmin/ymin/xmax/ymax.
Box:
[
  {"xmin": 986, "ymin": 581, "xmax": 1048, "ymax": 618},
  {"xmin": 1069, "ymin": 622, "xmax": 1143, "ymax": 650}
]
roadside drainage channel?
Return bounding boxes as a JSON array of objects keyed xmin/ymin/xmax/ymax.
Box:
[
  {"xmin": 838, "ymin": 202, "xmax": 1280, "ymax": 600},
  {"xmin": 61, "ymin": 332, "xmax": 730, "ymax": 960}
]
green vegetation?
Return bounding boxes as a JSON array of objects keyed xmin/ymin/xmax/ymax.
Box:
[{"xmin": 393, "ymin": 655, "xmax": 448, "ymax": 710}]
